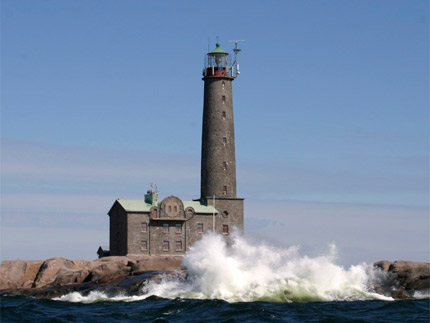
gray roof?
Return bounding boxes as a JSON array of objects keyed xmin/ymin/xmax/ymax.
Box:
[{"xmin": 114, "ymin": 199, "xmax": 218, "ymax": 214}]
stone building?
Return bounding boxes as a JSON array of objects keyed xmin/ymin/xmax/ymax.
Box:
[{"xmin": 105, "ymin": 42, "xmax": 244, "ymax": 256}]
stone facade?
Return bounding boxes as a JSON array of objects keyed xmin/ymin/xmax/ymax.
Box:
[
  {"xmin": 108, "ymin": 193, "xmax": 236, "ymax": 256},
  {"xmin": 201, "ymin": 76, "xmax": 237, "ymax": 199},
  {"xmin": 105, "ymin": 43, "xmax": 244, "ymax": 257}
]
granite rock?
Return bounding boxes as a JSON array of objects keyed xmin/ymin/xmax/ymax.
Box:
[
  {"xmin": 373, "ymin": 260, "xmax": 430, "ymax": 298},
  {"xmin": 0, "ymin": 255, "xmax": 184, "ymax": 298}
]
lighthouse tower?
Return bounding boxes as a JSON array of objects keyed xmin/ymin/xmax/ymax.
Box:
[{"xmin": 200, "ymin": 42, "xmax": 244, "ymax": 234}]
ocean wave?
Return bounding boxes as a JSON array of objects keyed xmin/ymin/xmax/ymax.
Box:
[{"xmin": 55, "ymin": 233, "xmax": 394, "ymax": 303}]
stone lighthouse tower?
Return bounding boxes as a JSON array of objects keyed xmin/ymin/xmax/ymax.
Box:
[{"xmin": 200, "ymin": 42, "xmax": 244, "ymax": 234}]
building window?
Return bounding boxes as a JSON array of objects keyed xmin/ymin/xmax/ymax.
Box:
[
  {"xmin": 223, "ymin": 186, "xmax": 228, "ymax": 195},
  {"xmin": 222, "ymin": 137, "xmax": 227, "ymax": 145},
  {"xmin": 168, "ymin": 205, "xmax": 172, "ymax": 212},
  {"xmin": 176, "ymin": 241, "xmax": 182, "ymax": 251},
  {"xmin": 176, "ymin": 223, "xmax": 182, "ymax": 234},
  {"xmin": 222, "ymin": 95, "xmax": 226, "ymax": 103},
  {"xmin": 222, "ymin": 210, "xmax": 228, "ymax": 218},
  {"xmin": 223, "ymin": 225, "xmax": 229, "ymax": 235},
  {"xmin": 163, "ymin": 223, "xmax": 169, "ymax": 234},
  {"xmin": 222, "ymin": 161, "xmax": 227, "ymax": 170},
  {"xmin": 222, "ymin": 80, "xmax": 225, "ymax": 88},
  {"xmin": 174, "ymin": 206, "xmax": 177, "ymax": 212},
  {"xmin": 163, "ymin": 241, "xmax": 169, "ymax": 251},
  {"xmin": 222, "ymin": 111, "xmax": 226, "ymax": 119},
  {"xmin": 197, "ymin": 223, "xmax": 203, "ymax": 234},
  {"xmin": 141, "ymin": 241, "xmax": 148, "ymax": 251},
  {"xmin": 141, "ymin": 222, "xmax": 148, "ymax": 232},
  {"xmin": 152, "ymin": 208, "xmax": 158, "ymax": 219}
]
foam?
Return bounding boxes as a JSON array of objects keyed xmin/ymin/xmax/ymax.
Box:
[{"xmin": 55, "ymin": 233, "xmax": 394, "ymax": 303}]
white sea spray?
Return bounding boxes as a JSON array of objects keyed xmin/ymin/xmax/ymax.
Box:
[
  {"xmin": 55, "ymin": 233, "xmax": 393, "ymax": 303},
  {"xmin": 54, "ymin": 291, "xmax": 147, "ymax": 303},
  {"xmin": 142, "ymin": 233, "xmax": 392, "ymax": 302}
]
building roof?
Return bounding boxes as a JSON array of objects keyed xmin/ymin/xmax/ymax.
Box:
[
  {"xmin": 114, "ymin": 199, "xmax": 218, "ymax": 214},
  {"xmin": 116, "ymin": 199, "xmax": 152, "ymax": 212},
  {"xmin": 208, "ymin": 43, "xmax": 229, "ymax": 55},
  {"xmin": 184, "ymin": 200, "xmax": 218, "ymax": 214}
]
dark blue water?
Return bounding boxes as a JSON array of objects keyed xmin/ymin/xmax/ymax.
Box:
[{"xmin": 1, "ymin": 296, "xmax": 429, "ymax": 322}]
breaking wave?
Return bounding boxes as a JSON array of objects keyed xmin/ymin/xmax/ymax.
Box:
[{"xmin": 56, "ymin": 233, "xmax": 392, "ymax": 303}]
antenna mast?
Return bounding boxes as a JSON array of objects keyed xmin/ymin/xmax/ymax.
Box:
[{"xmin": 229, "ymin": 40, "xmax": 244, "ymax": 78}]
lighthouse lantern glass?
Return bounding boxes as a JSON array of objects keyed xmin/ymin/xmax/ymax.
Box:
[
  {"xmin": 207, "ymin": 53, "xmax": 229, "ymax": 69},
  {"xmin": 204, "ymin": 50, "xmax": 231, "ymax": 77}
]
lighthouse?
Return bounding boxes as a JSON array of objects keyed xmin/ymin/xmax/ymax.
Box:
[
  {"xmin": 200, "ymin": 42, "xmax": 244, "ymax": 234},
  {"xmin": 105, "ymin": 41, "xmax": 245, "ymax": 257}
]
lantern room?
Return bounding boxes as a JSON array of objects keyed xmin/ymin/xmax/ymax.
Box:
[{"xmin": 203, "ymin": 43, "xmax": 231, "ymax": 77}]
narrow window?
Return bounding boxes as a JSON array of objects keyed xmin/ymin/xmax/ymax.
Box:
[
  {"xmin": 222, "ymin": 161, "xmax": 227, "ymax": 170},
  {"xmin": 222, "ymin": 95, "xmax": 226, "ymax": 104},
  {"xmin": 222, "ymin": 111, "xmax": 226, "ymax": 119},
  {"xmin": 223, "ymin": 186, "xmax": 228, "ymax": 195},
  {"xmin": 223, "ymin": 225, "xmax": 229, "ymax": 235},
  {"xmin": 197, "ymin": 223, "xmax": 203, "ymax": 234},
  {"xmin": 152, "ymin": 208, "xmax": 158, "ymax": 219},
  {"xmin": 141, "ymin": 241, "xmax": 148, "ymax": 251},
  {"xmin": 168, "ymin": 205, "xmax": 172, "ymax": 212},
  {"xmin": 163, "ymin": 223, "xmax": 169, "ymax": 234},
  {"xmin": 222, "ymin": 137, "xmax": 227, "ymax": 145},
  {"xmin": 176, "ymin": 241, "xmax": 182, "ymax": 251},
  {"xmin": 222, "ymin": 80, "xmax": 225, "ymax": 88},
  {"xmin": 176, "ymin": 223, "xmax": 182, "ymax": 234},
  {"xmin": 141, "ymin": 222, "xmax": 148, "ymax": 233},
  {"xmin": 174, "ymin": 206, "xmax": 177, "ymax": 212},
  {"xmin": 163, "ymin": 241, "xmax": 169, "ymax": 251}
]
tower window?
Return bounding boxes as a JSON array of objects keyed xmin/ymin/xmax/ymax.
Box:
[
  {"xmin": 223, "ymin": 186, "xmax": 228, "ymax": 195},
  {"xmin": 163, "ymin": 223, "xmax": 169, "ymax": 234},
  {"xmin": 222, "ymin": 137, "xmax": 227, "ymax": 145},
  {"xmin": 176, "ymin": 241, "xmax": 182, "ymax": 251},
  {"xmin": 222, "ymin": 161, "xmax": 227, "ymax": 170},
  {"xmin": 168, "ymin": 205, "xmax": 172, "ymax": 212},
  {"xmin": 222, "ymin": 95, "xmax": 226, "ymax": 104},
  {"xmin": 222, "ymin": 111, "xmax": 226, "ymax": 119},
  {"xmin": 222, "ymin": 80, "xmax": 225, "ymax": 88},
  {"xmin": 223, "ymin": 225, "xmax": 229, "ymax": 235},
  {"xmin": 163, "ymin": 241, "xmax": 169, "ymax": 251},
  {"xmin": 141, "ymin": 241, "xmax": 148, "ymax": 251},
  {"xmin": 176, "ymin": 223, "xmax": 182, "ymax": 234},
  {"xmin": 222, "ymin": 210, "xmax": 229, "ymax": 218},
  {"xmin": 197, "ymin": 223, "xmax": 203, "ymax": 234},
  {"xmin": 141, "ymin": 222, "xmax": 148, "ymax": 233}
]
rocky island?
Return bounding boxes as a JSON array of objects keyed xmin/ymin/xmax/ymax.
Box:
[
  {"xmin": 0, "ymin": 256, "xmax": 185, "ymax": 299},
  {"xmin": 1, "ymin": 257, "xmax": 428, "ymax": 300}
]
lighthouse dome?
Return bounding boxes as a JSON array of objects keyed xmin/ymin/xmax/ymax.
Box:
[{"xmin": 207, "ymin": 43, "xmax": 229, "ymax": 55}]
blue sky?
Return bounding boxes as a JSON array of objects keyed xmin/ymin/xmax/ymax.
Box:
[{"xmin": 1, "ymin": 0, "xmax": 428, "ymax": 266}]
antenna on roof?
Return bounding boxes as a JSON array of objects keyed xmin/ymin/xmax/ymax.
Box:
[
  {"xmin": 150, "ymin": 183, "xmax": 158, "ymax": 193},
  {"xmin": 229, "ymin": 40, "xmax": 244, "ymax": 78}
]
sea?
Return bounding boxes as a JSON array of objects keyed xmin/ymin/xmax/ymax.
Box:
[{"xmin": 2, "ymin": 234, "xmax": 429, "ymax": 322}]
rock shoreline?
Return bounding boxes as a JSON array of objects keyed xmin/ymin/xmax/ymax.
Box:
[
  {"xmin": 0, "ymin": 256, "xmax": 184, "ymax": 298},
  {"xmin": 1, "ymin": 257, "xmax": 428, "ymax": 300},
  {"xmin": 373, "ymin": 260, "xmax": 430, "ymax": 299}
]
